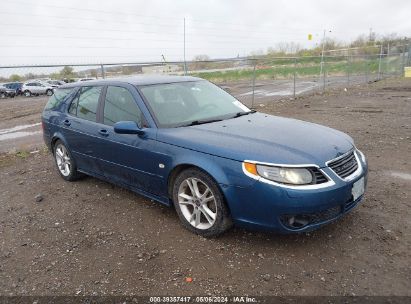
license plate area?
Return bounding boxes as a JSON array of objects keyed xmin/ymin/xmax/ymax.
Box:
[{"xmin": 352, "ymin": 177, "xmax": 365, "ymax": 201}]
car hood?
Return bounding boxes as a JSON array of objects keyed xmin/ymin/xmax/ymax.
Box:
[{"xmin": 156, "ymin": 113, "xmax": 354, "ymax": 166}]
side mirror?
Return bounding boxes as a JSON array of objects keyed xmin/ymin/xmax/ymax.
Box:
[{"xmin": 113, "ymin": 121, "xmax": 144, "ymax": 135}]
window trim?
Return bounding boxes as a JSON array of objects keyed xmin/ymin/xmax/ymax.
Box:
[
  {"xmin": 67, "ymin": 85, "xmax": 104, "ymax": 123},
  {"xmin": 100, "ymin": 84, "xmax": 148, "ymax": 128}
]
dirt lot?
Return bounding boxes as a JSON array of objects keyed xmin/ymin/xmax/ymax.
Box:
[{"xmin": 0, "ymin": 79, "xmax": 410, "ymax": 296}]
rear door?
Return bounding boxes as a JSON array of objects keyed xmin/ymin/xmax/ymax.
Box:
[
  {"xmin": 91, "ymin": 84, "xmax": 161, "ymax": 193},
  {"xmin": 61, "ymin": 85, "xmax": 104, "ymax": 175}
]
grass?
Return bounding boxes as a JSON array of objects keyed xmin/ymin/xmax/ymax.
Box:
[{"xmin": 189, "ymin": 57, "xmax": 398, "ymax": 82}]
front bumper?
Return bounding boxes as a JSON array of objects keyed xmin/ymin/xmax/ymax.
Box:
[{"xmin": 223, "ymin": 158, "xmax": 368, "ymax": 233}]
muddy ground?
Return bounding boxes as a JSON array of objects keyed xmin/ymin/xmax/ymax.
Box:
[{"xmin": 0, "ymin": 79, "xmax": 410, "ymax": 296}]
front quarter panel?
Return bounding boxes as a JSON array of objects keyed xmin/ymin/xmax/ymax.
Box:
[{"xmin": 154, "ymin": 140, "xmax": 256, "ymax": 195}]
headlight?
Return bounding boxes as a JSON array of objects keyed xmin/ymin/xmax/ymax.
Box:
[{"xmin": 244, "ymin": 162, "xmax": 313, "ymax": 185}]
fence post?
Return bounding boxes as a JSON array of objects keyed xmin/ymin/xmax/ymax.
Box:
[
  {"xmin": 347, "ymin": 55, "xmax": 350, "ymax": 87},
  {"xmin": 365, "ymin": 55, "xmax": 369, "ymax": 83},
  {"xmin": 401, "ymin": 50, "xmax": 406, "ymax": 77},
  {"xmin": 100, "ymin": 64, "xmax": 105, "ymax": 79},
  {"xmin": 378, "ymin": 44, "xmax": 383, "ymax": 80},
  {"xmin": 293, "ymin": 58, "xmax": 296, "ymax": 98},
  {"xmin": 322, "ymin": 58, "xmax": 326, "ymax": 92},
  {"xmin": 251, "ymin": 60, "xmax": 256, "ymax": 109}
]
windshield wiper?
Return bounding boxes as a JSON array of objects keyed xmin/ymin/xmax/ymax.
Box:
[
  {"xmin": 180, "ymin": 118, "xmax": 223, "ymax": 127},
  {"xmin": 232, "ymin": 110, "xmax": 257, "ymax": 118}
]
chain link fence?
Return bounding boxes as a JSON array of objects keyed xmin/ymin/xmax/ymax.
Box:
[{"xmin": 0, "ymin": 48, "xmax": 409, "ymax": 107}]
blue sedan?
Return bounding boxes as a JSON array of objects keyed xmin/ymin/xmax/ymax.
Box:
[{"xmin": 42, "ymin": 76, "xmax": 368, "ymax": 237}]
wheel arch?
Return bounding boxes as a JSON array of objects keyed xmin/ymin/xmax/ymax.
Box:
[
  {"xmin": 50, "ymin": 133, "xmax": 70, "ymax": 154},
  {"xmin": 167, "ymin": 160, "xmax": 228, "ymax": 195}
]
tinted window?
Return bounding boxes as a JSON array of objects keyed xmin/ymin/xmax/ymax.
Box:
[
  {"xmin": 103, "ymin": 86, "xmax": 143, "ymax": 127},
  {"xmin": 70, "ymin": 86, "xmax": 101, "ymax": 122},
  {"xmin": 45, "ymin": 88, "xmax": 74, "ymax": 110}
]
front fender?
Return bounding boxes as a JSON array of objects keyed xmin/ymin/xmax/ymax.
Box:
[{"xmin": 163, "ymin": 144, "xmax": 256, "ymax": 188}]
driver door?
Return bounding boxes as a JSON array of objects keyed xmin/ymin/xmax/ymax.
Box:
[{"xmin": 91, "ymin": 85, "xmax": 161, "ymax": 193}]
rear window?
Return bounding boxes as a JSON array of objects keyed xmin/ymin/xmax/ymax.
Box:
[{"xmin": 45, "ymin": 88, "xmax": 74, "ymax": 110}]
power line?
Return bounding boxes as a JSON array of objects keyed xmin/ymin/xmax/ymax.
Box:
[
  {"xmin": 0, "ymin": 22, "xmax": 318, "ymax": 40},
  {"xmin": 5, "ymin": 0, "xmax": 325, "ymax": 32},
  {"xmin": 0, "ymin": 44, "xmax": 259, "ymax": 50},
  {"xmin": 0, "ymin": 11, "xmax": 181, "ymax": 28},
  {"xmin": 0, "ymin": 33, "xmax": 182, "ymax": 43},
  {"xmin": 7, "ymin": 0, "xmax": 185, "ymax": 22}
]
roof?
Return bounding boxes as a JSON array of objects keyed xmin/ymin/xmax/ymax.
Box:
[{"xmin": 60, "ymin": 75, "xmax": 202, "ymax": 88}]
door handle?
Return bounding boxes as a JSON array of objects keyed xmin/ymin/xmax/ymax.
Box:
[
  {"xmin": 98, "ymin": 129, "xmax": 109, "ymax": 137},
  {"xmin": 63, "ymin": 119, "xmax": 71, "ymax": 126}
]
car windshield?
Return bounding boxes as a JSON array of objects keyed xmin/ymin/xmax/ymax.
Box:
[{"xmin": 139, "ymin": 80, "xmax": 252, "ymax": 128}]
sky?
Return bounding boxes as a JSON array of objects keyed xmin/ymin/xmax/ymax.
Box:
[{"xmin": 0, "ymin": 0, "xmax": 410, "ymax": 68}]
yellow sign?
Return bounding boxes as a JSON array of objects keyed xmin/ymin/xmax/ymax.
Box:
[
  {"xmin": 405, "ymin": 67, "xmax": 411, "ymax": 77},
  {"xmin": 308, "ymin": 34, "xmax": 313, "ymax": 41}
]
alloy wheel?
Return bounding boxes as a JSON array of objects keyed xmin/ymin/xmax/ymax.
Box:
[
  {"xmin": 55, "ymin": 144, "xmax": 72, "ymax": 177},
  {"xmin": 178, "ymin": 177, "xmax": 217, "ymax": 230}
]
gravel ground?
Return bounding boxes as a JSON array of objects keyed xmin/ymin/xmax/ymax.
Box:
[{"xmin": 0, "ymin": 79, "xmax": 410, "ymax": 296}]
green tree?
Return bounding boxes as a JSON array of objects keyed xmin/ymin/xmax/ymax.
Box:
[
  {"xmin": 9, "ymin": 74, "xmax": 22, "ymax": 81},
  {"xmin": 60, "ymin": 66, "xmax": 75, "ymax": 78}
]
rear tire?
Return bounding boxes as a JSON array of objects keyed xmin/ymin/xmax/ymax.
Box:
[
  {"xmin": 46, "ymin": 89, "xmax": 53, "ymax": 96},
  {"xmin": 24, "ymin": 90, "xmax": 31, "ymax": 97},
  {"xmin": 0, "ymin": 92, "xmax": 5, "ymax": 99},
  {"xmin": 172, "ymin": 168, "xmax": 232, "ymax": 237},
  {"xmin": 53, "ymin": 140, "xmax": 82, "ymax": 181}
]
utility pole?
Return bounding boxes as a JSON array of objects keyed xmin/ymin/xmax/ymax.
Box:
[{"xmin": 183, "ymin": 17, "xmax": 187, "ymax": 75}]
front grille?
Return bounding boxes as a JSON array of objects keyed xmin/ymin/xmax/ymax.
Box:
[{"xmin": 328, "ymin": 150, "xmax": 358, "ymax": 179}]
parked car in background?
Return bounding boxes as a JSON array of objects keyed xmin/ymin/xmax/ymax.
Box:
[
  {"xmin": 46, "ymin": 80, "xmax": 65, "ymax": 88},
  {"xmin": 41, "ymin": 76, "xmax": 368, "ymax": 237},
  {"xmin": 22, "ymin": 81, "xmax": 54, "ymax": 97},
  {"xmin": 3, "ymin": 82, "xmax": 23, "ymax": 95},
  {"xmin": 0, "ymin": 85, "xmax": 16, "ymax": 98}
]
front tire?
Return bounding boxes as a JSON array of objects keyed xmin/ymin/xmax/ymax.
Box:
[
  {"xmin": 53, "ymin": 140, "xmax": 82, "ymax": 181},
  {"xmin": 46, "ymin": 89, "xmax": 53, "ymax": 96},
  {"xmin": 172, "ymin": 168, "xmax": 232, "ymax": 237},
  {"xmin": 24, "ymin": 90, "xmax": 31, "ymax": 97}
]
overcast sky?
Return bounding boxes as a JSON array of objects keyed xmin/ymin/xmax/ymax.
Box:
[{"xmin": 0, "ymin": 0, "xmax": 410, "ymax": 67}]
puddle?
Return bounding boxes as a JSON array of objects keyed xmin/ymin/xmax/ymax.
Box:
[
  {"xmin": 390, "ymin": 171, "xmax": 411, "ymax": 181},
  {"xmin": 0, "ymin": 130, "xmax": 42, "ymax": 141},
  {"xmin": 239, "ymin": 82, "xmax": 318, "ymax": 98},
  {"xmin": 0, "ymin": 123, "xmax": 41, "ymax": 135}
]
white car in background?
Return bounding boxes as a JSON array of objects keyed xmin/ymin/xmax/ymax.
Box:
[
  {"xmin": 46, "ymin": 80, "xmax": 65, "ymax": 88},
  {"xmin": 22, "ymin": 81, "xmax": 54, "ymax": 97}
]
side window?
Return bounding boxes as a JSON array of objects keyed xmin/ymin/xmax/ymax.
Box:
[
  {"xmin": 71, "ymin": 86, "xmax": 102, "ymax": 122},
  {"xmin": 103, "ymin": 86, "xmax": 143, "ymax": 127},
  {"xmin": 45, "ymin": 88, "xmax": 74, "ymax": 110}
]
